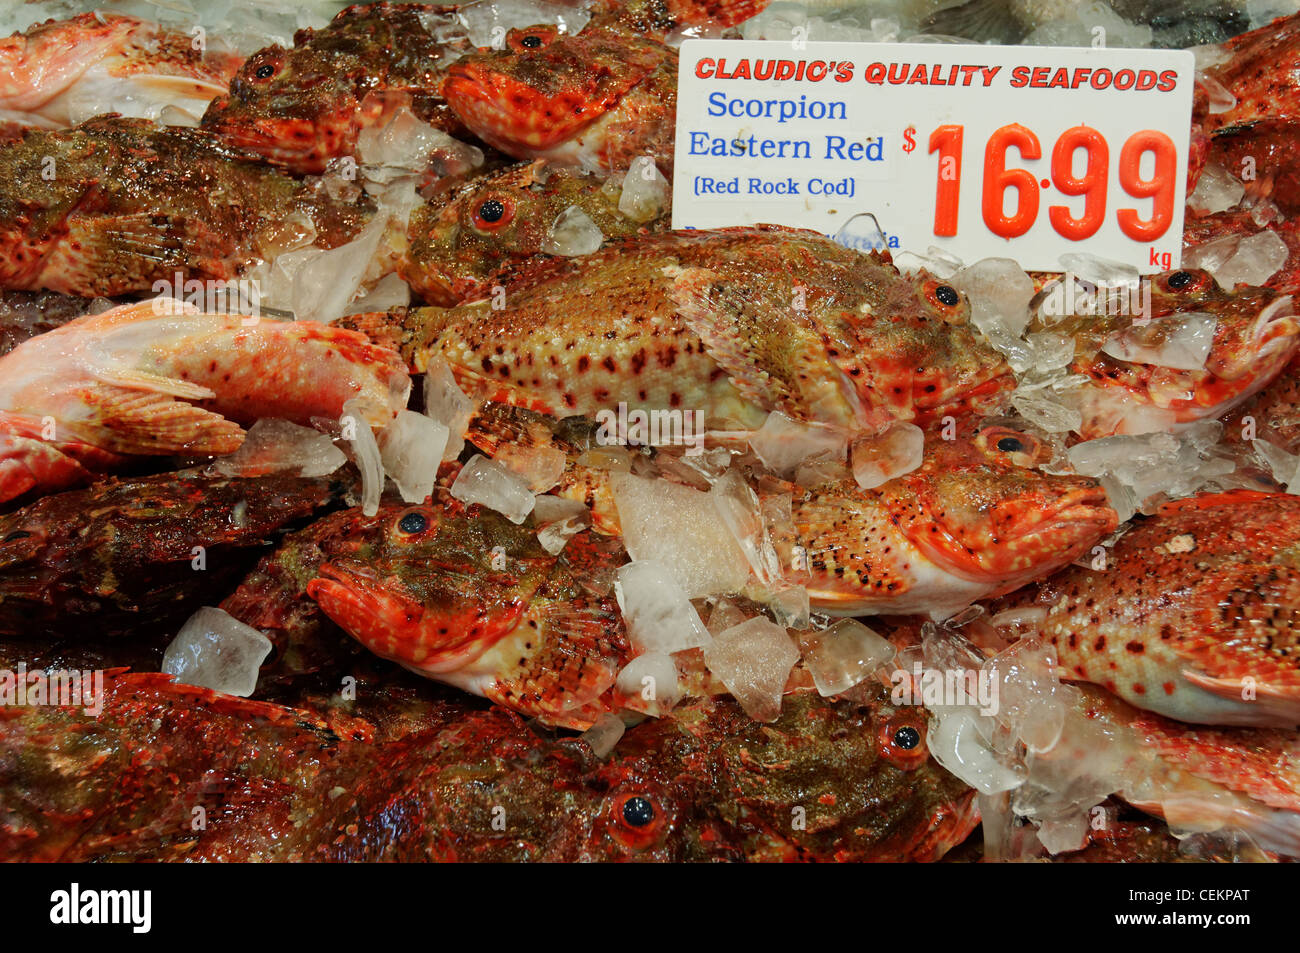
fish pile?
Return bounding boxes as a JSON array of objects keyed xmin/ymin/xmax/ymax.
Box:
[{"xmin": 0, "ymin": 0, "xmax": 1298, "ymax": 865}]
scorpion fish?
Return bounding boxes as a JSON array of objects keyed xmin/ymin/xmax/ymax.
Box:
[
  {"xmin": 989, "ymin": 491, "xmax": 1300, "ymax": 728},
  {"xmin": 401, "ymin": 159, "xmax": 668, "ymax": 304},
  {"xmin": 0, "ymin": 115, "xmax": 371, "ymax": 297},
  {"xmin": 0, "ymin": 12, "xmax": 243, "ymax": 129},
  {"xmin": 1028, "ymin": 268, "xmax": 1299, "ymax": 438},
  {"xmin": 0, "ymin": 468, "xmax": 349, "ymax": 638},
  {"xmin": 0, "ymin": 669, "xmax": 977, "ymax": 862},
  {"xmin": 0, "ymin": 299, "xmax": 409, "ymax": 505},
  {"xmin": 1199, "ymin": 9, "xmax": 1300, "ymax": 132},
  {"xmin": 585, "ymin": 0, "xmax": 771, "ymax": 39},
  {"xmin": 354, "ymin": 226, "xmax": 1014, "ymax": 435},
  {"xmin": 201, "ymin": 2, "xmax": 471, "ymax": 175},
  {"xmin": 441, "ymin": 24, "xmax": 677, "ymax": 174}
]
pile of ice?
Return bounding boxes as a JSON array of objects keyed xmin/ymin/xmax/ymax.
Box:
[
  {"xmin": 356, "ymin": 106, "xmax": 484, "ymax": 189},
  {"xmin": 162, "ymin": 606, "xmax": 273, "ymax": 697},
  {"xmin": 455, "ymin": 0, "xmax": 589, "ymax": 49},
  {"xmin": 1022, "ymin": 0, "xmax": 1153, "ymax": 48}
]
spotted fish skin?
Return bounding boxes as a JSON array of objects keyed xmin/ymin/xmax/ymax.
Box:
[
  {"xmin": 1201, "ymin": 11, "xmax": 1300, "ymax": 133},
  {"xmin": 991, "ymin": 491, "xmax": 1300, "ymax": 728},
  {"xmin": 792, "ymin": 427, "xmax": 1116, "ymax": 617},
  {"xmin": 402, "ymin": 160, "xmax": 667, "ymax": 305},
  {"xmin": 441, "ymin": 24, "xmax": 677, "ymax": 174},
  {"xmin": 360, "ymin": 227, "xmax": 1014, "ymax": 435}
]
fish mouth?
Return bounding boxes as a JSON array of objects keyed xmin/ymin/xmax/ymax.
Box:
[
  {"xmin": 203, "ymin": 103, "xmax": 352, "ymax": 174},
  {"xmin": 442, "ymin": 64, "xmax": 599, "ymax": 153},
  {"xmin": 909, "ymin": 788, "xmax": 981, "ymax": 862}
]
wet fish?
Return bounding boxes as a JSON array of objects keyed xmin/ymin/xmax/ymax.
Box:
[
  {"xmin": 1201, "ymin": 9, "xmax": 1300, "ymax": 132},
  {"xmin": 0, "ymin": 12, "xmax": 243, "ymax": 129},
  {"xmin": 0, "ymin": 299, "xmax": 410, "ymax": 505},
  {"xmin": 1205, "ymin": 118, "xmax": 1300, "ymax": 216},
  {"xmin": 401, "ymin": 159, "xmax": 668, "ymax": 304},
  {"xmin": 990, "ymin": 490, "xmax": 1300, "ymax": 727},
  {"xmin": 0, "ymin": 669, "xmax": 977, "ymax": 861},
  {"xmin": 0, "ymin": 290, "xmax": 107, "ymax": 357},
  {"xmin": 441, "ymin": 24, "xmax": 677, "ymax": 174},
  {"xmin": 1028, "ymin": 268, "xmax": 1299, "ymax": 438},
  {"xmin": 0, "ymin": 468, "xmax": 349, "ymax": 638},
  {"xmin": 0, "ymin": 115, "xmax": 371, "ymax": 297},
  {"xmin": 201, "ymin": 2, "xmax": 471, "ymax": 174},
  {"xmin": 586, "ymin": 0, "xmax": 771, "ymax": 38},
  {"xmin": 353, "ymin": 226, "xmax": 1014, "ymax": 435}
]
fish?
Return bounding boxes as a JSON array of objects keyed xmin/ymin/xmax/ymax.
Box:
[
  {"xmin": 921, "ymin": 0, "xmax": 1251, "ymax": 47},
  {"xmin": 0, "ymin": 467, "xmax": 350, "ymax": 639},
  {"xmin": 0, "ymin": 668, "xmax": 977, "ymax": 861},
  {"xmin": 0, "ymin": 299, "xmax": 410, "ymax": 505},
  {"xmin": 791, "ymin": 426, "xmax": 1117, "ymax": 617},
  {"xmin": 0, "ymin": 115, "xmax": 372, "ymax": 297},
  {"xmin": 1200, "ymin": 9, "xmax": 1300, "ymax": 132},
  {"xmin": 585, "ymin": 0, "xmax": 771, "ymax": 38},
  {"xmin": 0, "ymin": 290, "xmax": 107, "ymax": 358},
  {"xmin": 401, "ymin": 159, "xmax": 668, "ymax": 305},
  {"xmin": 201, "ymin": 2, "xmax": 471, "ymax": 175},
  {"xmin": 351, "ymin": 226, "xmax": 1014, "ymax": 435},
  {"xmin": 1205, "ymin": 118, "xmax": 1300, "ymax": 216},
  {"xmin": 988, "ymin": 490, "xmax": 1300, "ymax": 727},
  {"xmin": 440, "ymin": 24, "xmax": 677, "ymax": 174},
  {"xmin": 0, "ymin": 12, "xmax": 243, "ymax": 129},
  {"xmin": 1183, "ymin": 209, "xmax": 1300, "ymax": 294},
  {"xmin": 1047, "ymin": 817, "xmax": 1278, "ymax": 862},
  {"xmin": 1027, "ymin": 268, "xmax": 1299, "ymax": 438}
]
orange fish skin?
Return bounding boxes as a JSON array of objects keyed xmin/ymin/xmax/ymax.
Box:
[
  {"xmin": 1201, "ymin": 11, "xmax": 1300, "ymax": 133},
  {"xmin": 374, "ymin": 226, "xmax": 1014, "ymax": 436},
  {"xmin": 441, "ymin": 24, "xmax": 677, "ymax": 174},
  {"xmin": 991, "ymin": 490, "xmax": 1300, "ymax": 728}
]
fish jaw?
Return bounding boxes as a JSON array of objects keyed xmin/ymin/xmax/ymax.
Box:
[
  {"xmin": 442, "ymin": 63, "xmax": 609, "ymax": 156},
  {"xmin": 202, "ymin": 97, "xmax": 359, "ymax": 174}
]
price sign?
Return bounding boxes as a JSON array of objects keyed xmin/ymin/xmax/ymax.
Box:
[{"xmin": 672, "ymin": 40, "xmax": 1195, "ymax": 273}]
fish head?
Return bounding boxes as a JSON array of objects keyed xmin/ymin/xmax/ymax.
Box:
[
  {"xmin": 304, "ymin": 498, "xmax": 554, "ymax": 673},
  {"xmin": 403, "ymin": 161, "xmax": 633, "ymax": 303},
  {"xmin": 891, "ymin": 427, "xmax": 1117, "ymax": 589},
  {"xmin": 578, "ymin": 687, "xmax": 977, "ymax": 861},
  {"xmin": 1067, "ymin": 269, "xmax": 1300, "ymax": 436},
  {"xmin": 441, "ymin": 26, "xmax": 664, "ymax": 159}
]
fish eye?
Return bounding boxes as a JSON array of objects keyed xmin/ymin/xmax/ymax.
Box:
[
  {"xmin": 977, "ymin": 426, "xmax": 1044, "ymax": 466},
  {"xmin": 471, "ymin": 196, "xmax": 515, "ymax": 231},
  {"xmin": 520, "ymin": 34, "xmax": 543, "ymax": 47},
  {"xmin": 935, "ymin": 285, "xmax": 960, "ymax": 306},
  {"xmin": 397, "ymin": 511, "xmax": 428, "ymax": 535},
  {"xmin": 254, "ymin": 64, "xmax": 276, "ymax": 79},
  {"xmin": 893, "ymin": 725, "xmax": 921, "ymax": 750},
  {"xmin": 996, "ymin": 436, "xmax": 1024, "ymax": 453},
  {"xmin": 1167, "ymin": 270, "xmax": 1194, "ymax": 289},
  {"xmin": 878, "ymin": 715, "xmax": 929, "ymax": 770},
  {"xmin": 507, "ymin": 26, "xmax": 558, "ymax": 52},
  {"xmin": 922, "ymin": 279, "xmax": 966, "ymax": 316},
  {"xmin": 622, "ymin": 795, "xmax": 655, "ymax": 827}
]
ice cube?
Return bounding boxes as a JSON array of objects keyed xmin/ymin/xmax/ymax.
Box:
[
  {"xmin": 1197, "ymin": 72, "xmax": 1238, "ymax": 115},
  {"xmin": 1036, "ymin": 813, "xmax": 1090, "ymax": 854},
  {"xmin": 767, "ymin": 584, "xmax": 809, "ymax": 629},
  {"xmin": 927, "ymin": 708, "xmax": 1025, "ymax": 795},
  {"xmin": 850, "ymin": 422, "xmax": 924, "ymax": 489},
  {"xmin": 424, "ymin": 357, "xmax": 474, "ymax": 461},
  {"xmin": 893, "ymin": 246, "xmax": 963, "ymax": 280},
  {"xmin": 609, "ymin": 472, "xmax": 751, "ymax": 598},
  {"xmin": 1058, "ymin": 253, "xmax": 1141, "ymax": 287},
  {"xmin": 378, "ymin": 410, "xmax": 449, "ymax": 504},
  {"xmin": 1011, "ymin": 387, "xmax": 1084, "ymax": 434},
  {"xmin": 615, "ymin": 652, "xmax": 682, "ymax": 713},
  {"xmin": 344, "ymin": 272, "xmax": 411, "ymax": 316},
  {"xmin": 704, "ymin": 617, "xmax": 800, "ymax": 722},
  {"xmin": 287, "ymin": 213, "xmax": 389, "ymax": 323},
  {"xmin": 579, "ymin": 712, "xmax": 625, "ymax": 758},
  {"xmin": 358, "ymin": 106, "xmax": 482, "ymax": 183},
  {"xmin": 1188, "ymin": 162, "xmax": 1245, "ymax": 215},
  {"xmin": 162, "ymin": 607, "xmax": 273, "ymax": 697},
  {"xmin": 949, "ymin": 258, "xmax": 1036, "ymax": 340},
  {"xmin": 833, "ymin": 212, "xmax": 889, "ymax": 254},
  {"xmin": 450, "ymin": 455, "xmax": 535, "ymax": 523},
  {"xmin": 541, "ymin": 206, "xmax": 604, "ymax": 256},
  {"xmin": 747, "ymin": 411, "xmax": 848, "ymax": 478},
  {"xmin": 534, "ymin": 495, "xmax": 591, "ymax": 554},
  {"xmin": 342, "ymin": 399, "xmax": 384, "ymax": 517},
  {"xmin": 982, "ymin": 638, "xmax": 1065, "ymax": 753},
  {"xmin": 213, "ymin": 418, "xmax": 345, "ymax": 478},
  {"xmin": 710, "ymin": 470, "xmax": 782, "ymax": 586},
  {"xmin": 1212, "ymin": 229, "xmax": 1290, "ymax": 288},
  {"xmin": 1253, "ymin": 439, "xmax": 1300, "ymax": 490},
  {"xmin": 800, "ymin": 619, "xmax": 896, "ymax": 696},
  {"xmin": 706, "ymin": 598, "xmax": 749, "ymax": 635},
  {"xmin": 1101, "ymin": 313, "xmax": 1217, "ymax": 371},
  {"xmin": 492, "ymin": 443, "xmax": 566, "ymax": 492},
  {"xmin": 617, "ymin": 156, "xmax": 670, "ymax": 223},
  {"xmin": 614, "ymin": 561, "xmax": 712, "ymax": 654}
]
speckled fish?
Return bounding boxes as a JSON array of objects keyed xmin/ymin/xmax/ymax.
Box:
[
  {"xmin": 789, "ymin": 425, "xmax": 1116, "ymax": 617},
  {"xmin": 1028, "ymin": 268, "xmax": 1299, "ymax": 438},
  {"xmin": 0, "ymin": 468, "xmax": 349, "ymax": 638},
  {"xmin": 1200, "ymin": 10, "xmax": 1300, "ymax": 132},
  {"xmin": 1039, "ymin": 684, "xmax": 1300, "ymax": 857},
  {"xmin": 1204, "ymin": 118, "xmax": 1300, "ymax": 216},
  {"xmin": 989, "ymin": 491, "xmax": 1300, "ymax": 727},
  {"xmin": 0, "ymin": 116, "xmax": 370, "ymax": 297},
  {"xmin": 357, "ymin": 226, "xmax": 1014, "ymax": 435},
  {"xmin": 1183, "ymin": 210, "xmax": 1300, "ymax": 294},
  {"xmin": 0, "ymin": 668, "xmax": 976, "ymax": 862},
  {"xmin": 201, "ymin": 2, "xmax": 471, "ymax": 174},
  {"xmin": 585, "ymin": 0, "xmax": 771, "ymax": 39},
  {"xmin": 0, "ymin": 299, "xmax": 409, "ymax": 505},
  {"xmin": 401, "ymin": 159, "xmax": 667, "ymax": 304},
  {"xmin": 0, "ymin": 12, "xmax": 243, "ymax": 129},
  {"xmin": 441, "ymin": 24, "xmax": 677, "ymax": 174}
]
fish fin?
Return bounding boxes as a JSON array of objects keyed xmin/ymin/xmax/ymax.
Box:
[
  {"xmin": 65, "ymin": 383, "xmax": 245, "ymax": 455},
  {"xmin": 124, "ymin": 73, "xmax": 230, "ymax": 99},
  {"xmin": 0, "ymin": 433, "xmax": 92, "ymax": 504},
  {"xmin": 90, "ymin": 366, "xmax": 217, "ymax": 401},
  {"xmin": 1181, "ymin": 669, "xmax": 1300, "ymax": 726},
  {"xmin": 921, "ymin": 0, "xmax": 1028, "ymax": 42}
]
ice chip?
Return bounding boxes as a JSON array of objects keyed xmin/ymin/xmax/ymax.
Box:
[
  {"xmin": 710, "ymin": 470, "xmax": 782, "ymax": 586},
  {"xmin": 748, "ymin": 411, "xmax": 848, "ymax": 478},
  {"xmin": 927, "ymin": 709, "xmax": 1025, "ymax": 795},
  {"xmin": 609, "ymin": 472, "xmax": 751, "ymax": 598},
  {"xmin": 1011, "ymin": 388, "xmax": 1084, "ymax": 434},
  {"xmin": 541, "ymin": 205, "xmax": 604, "ymax": 256},
  {"xmin": 1057, "ymin": 253, "xmax": 1140, "ymax": 287},
  {"xmin": 456, "ymin": 0, "xmax": 589, "ymax": 47},
  {"xmin": 344, "ymin": 272, "xmax": 411, "ymax": 316},
  {"xmin": 162, "ymin": 607, "xmax": 273, "ymax": 697},
  {"xmin": 617, "ymin": 157, "xmax": 670, "ymax": 223},
  {"xmin": 950, "ymin": 258, "xmax": 1036, "ymax": 340},
  {"xmin": 704, "ymin": 617, "xmax": 800, "ymax": 722},
  {"xmin": 287, "ymin": 213, "xmax": 389, "ymax": 323},
  {"xmin": 1188, "ymin": 162, "xmax": 1245, "ymax": 215},
  {"xmin": 894, "ymin": 246, "xmax": 963, "ymax": 280},
  {"xmin": 579, "ymin": 713, "xmax": 625, "ymax": 758},
  {"xmin": 450, "ymin": 455, "xmax": 535, "ymax": 523},
  {"xmin": 492, "ymin": 443, "xmax": 566, "ymax": 492},
  {"xmin": 800, "ymin": 619, "xmax": 896, "ymax": 696},
  {"xmin": 378, "ymin": 410, "xmax": 448, "ymax": 503},
  {"xmin": 423, "ymin": 357, "xmax": 474, "ymax": 460},
  {"xmin": 1212, "ymin": 229, "xmax": 1290, "ymax": 288},
  {"xmin": 1036, "ymin": 813, "xmax": 1090, "ymax": 855},
  {"xmin": 342, "ymin": 399, "xmax": 384, "ymax": 517},
  {"xmin": 983, "ymin": 638, "xmax": 1065, "ymax": 753},
  {"xmin": 833, "ymin": 212, "xmax": 888, "ymax": 254},
  {"xmin": 213, "ymin": 418, "xmax": 345, "ymax": 478},
  {"xmin": 768, "ymin": 584, "xmax": 810, "ymax": 629},
  {"xmin": 1101, "ymin": 313, "xmax": 1218, "ymax": 371},
  {"xmin": 1253, "ymin": 439, "xmax": 1300, "ymax": 491},
  {"xmin": 614, "ymin": 561, "xmax": 712, "ymax": 654},
  {"xmin": 615, "ymin": 652, "xmax": 681, "ymax": 713},
  {"xmin": 850, "ymin": 422, "xmax": 924, "ymax": 489},
  {"xmin": 706, "ymin": 598, "xmax": 749, "ymax": 635}
]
